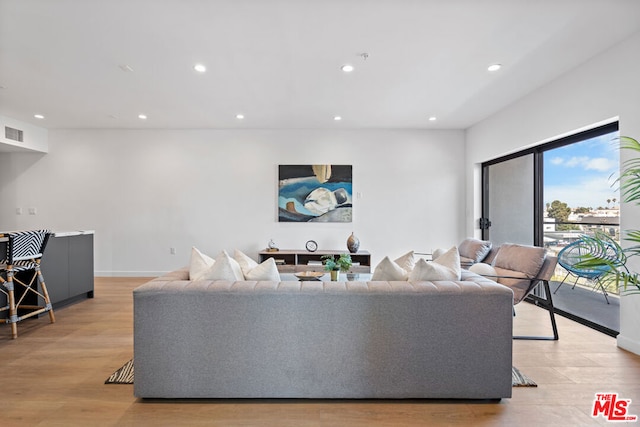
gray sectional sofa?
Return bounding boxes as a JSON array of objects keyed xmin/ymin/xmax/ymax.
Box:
[{"xmin": 133, "ymin": 268, "xmax": 514, "ymax": 400}]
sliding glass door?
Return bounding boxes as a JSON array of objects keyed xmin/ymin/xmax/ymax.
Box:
[
  {"xmin": 481, "ymin": 122, "xmax": 620, "ymax": 335},
  {"xmin": 482, "ymin": 154, "xmax": 535, "ymax": 246}
]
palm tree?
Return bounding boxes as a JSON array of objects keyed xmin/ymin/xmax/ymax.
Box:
[{"xmin": 579, "ymin": 137, "xmax": 640, "ymax": 294}]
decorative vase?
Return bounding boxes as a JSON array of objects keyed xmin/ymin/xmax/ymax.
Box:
[
  {"xmin": 330, "ymin": 270, "xmax": 339, "ymax": 281},
  {"xmin": 347, "ymin": 232, "xmax": 360, "ymax": 253}
]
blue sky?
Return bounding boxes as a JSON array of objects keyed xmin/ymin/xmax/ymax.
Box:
[{"xmin": 544, "ymin": 132, "xmax": 620, "ymax": 210}]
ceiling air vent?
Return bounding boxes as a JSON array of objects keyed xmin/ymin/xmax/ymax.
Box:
[{"xmin": 5, "ymin": 126, "xmax": 24, "ymax": 142}]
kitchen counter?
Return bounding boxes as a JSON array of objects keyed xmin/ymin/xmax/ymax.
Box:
[
  {"xmin": 0, "ymin": 230, "xmax": 95, "ymax": 240},
  {"xmin": 51, "ymin": 230, "xmax": 95, "ymax": 237},
  {"xmin": 0, "ymin": 230, "xmax": 94, "ymax": 315}
]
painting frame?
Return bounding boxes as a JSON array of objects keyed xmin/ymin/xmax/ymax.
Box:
[{"xmin": 278, "ymin": 164, "xmax": 353, "ymax": 223}]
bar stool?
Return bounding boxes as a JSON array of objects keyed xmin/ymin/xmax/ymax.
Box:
[{"xmin": 0, "ymin": 230, "xmax": 55, "ymax": 339}]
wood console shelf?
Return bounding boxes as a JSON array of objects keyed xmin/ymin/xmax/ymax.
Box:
[{"xmin": 258, "ymin": 250, "xmax": 371, "ymax": 273}]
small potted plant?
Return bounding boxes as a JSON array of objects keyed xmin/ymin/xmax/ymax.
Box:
[{"xmin": 321, "ymin": 253, "xmax": 353, "ymax": 281}]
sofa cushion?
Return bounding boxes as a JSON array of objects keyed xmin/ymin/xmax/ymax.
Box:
[
  {"xmin": 233, "ymin": 249, "xmax": 259, "ymax": 276},
  {"xmin": 492, "ymin": 243, "xmax": 546, "ymax": 304},
  {"xmin": 371, "ymin": 251, "xmax": 415, "ymax": 281},
  {"xmin": 432, "ymin": 247, "xmax": 446, "ymax": 260},
  {"xmin": 189, "ymin": 247, "xmax": 215, "ymax": 281},
  {"xmin": 244, "ymin": 257, "xmax": 281, "ymax": 281},
  {"xmin": 459, "ymin": 238, "xmax": 492, "ymax": 265},
  {"xmin": 234, "ymin": 249, "xmax": 281, "ymax": 281},
  {"xmin": 200, "ymin": 250, "xmax": 245, "ymax": 281},
  {"xmin": 394, "ymin": 251, "xmax": 415, "ymax": 272},
  {"xmin": 409, "ymin": 246, "xmax": 461, "ymax": 281},
  {"xmin": 469, "ymin": 262, "xmax": 498, "ymax": 278},
  {"xmin": 372, "ymin": 256, "xmax": 409, "ymax": 280}
]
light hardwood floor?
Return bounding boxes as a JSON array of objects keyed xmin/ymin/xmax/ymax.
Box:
[{"xmin": 2, "ymin": 277, "xmax": 640, "ymax": 426}]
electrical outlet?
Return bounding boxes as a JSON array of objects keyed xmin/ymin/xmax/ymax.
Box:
[
  {"xmin": 170, "ymin": 247, "xmax": 176, "ymax": 255},
  {"xmin": 28, "ymin": 207, "xmax": 37, "ymax": 215},
  {"xmin": 16, "ymin": 207, "xmax": 23, "ymax": 215}
]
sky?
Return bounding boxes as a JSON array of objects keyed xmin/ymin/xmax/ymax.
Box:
[{"xmin": 544, "ymin": 132, "xmax": 620, "ymax": 210}]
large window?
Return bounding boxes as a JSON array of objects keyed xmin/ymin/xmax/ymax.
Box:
[
  {"xmin": 481, "ymin": 122, "xmax": 620, "ymax": 335},
  {"xmin": 543, "ymin": 131, "xmax": 620, "ymax": 287}
]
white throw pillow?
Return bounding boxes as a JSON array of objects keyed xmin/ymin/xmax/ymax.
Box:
[
  {"xmin": 408, "ymin": 246, "xmax": 461, "ymax": 281},
  {"xmin": 200, "ymin": 250, "xmax": 245, "ymax": 281},
  {"xmin": 394, "ymin": 251, "xmax": 415, "ymax": 273},
  {"xmin": 189, "ymin": 247, "xmax": 215, "ymax": 281},
  {"xmin": 233, "ymin": 249, "xmax": 259, "ymax": 277},
  {"xmin": 435, "ymin": 246, "xmax": 461, "ymax": 279},
  {"xmin": 372, "ymin": 256, "xmax": 410, "ymax": 281},
  {"xmin": 469, "ymin": 262, "xmax": 498, "ymax": 279},
  {"xmin": 243, "ymin": 257, "xmax": 281, "ymax": 281},
  {"xmin": 234, "ymin": 249, "xmax": 281, "ymax": 281},
  {"xmin": 432, "ymin": 248, "xmax": 446, "ymax": 260},
  {"xmin": 409, "ymin": 258, "xmax": 455, "ymax": 281}
]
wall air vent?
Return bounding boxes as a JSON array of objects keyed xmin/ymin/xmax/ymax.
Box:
[{"xmin": 5, "ymin": 126, "xmax": 24, "ymax": 142}]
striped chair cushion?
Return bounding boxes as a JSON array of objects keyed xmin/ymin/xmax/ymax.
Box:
[{"xmin": 2, "ymin": 230, "xmax": 50, "ymax": 264}]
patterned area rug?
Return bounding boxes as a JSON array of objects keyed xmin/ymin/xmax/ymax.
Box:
[
  {"xmin": 106, "ymin": 359, "xmax": 537, "ymax": 387},
  {"xmin": 512, "ymin": 366, "xmax": 537, "ymax": 387},
  {"xmin": 105, "ymin": 359, "xmax": 134, "ymax": 384}
]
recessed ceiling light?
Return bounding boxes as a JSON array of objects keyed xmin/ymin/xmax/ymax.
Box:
[
  {"xmin": 334, "ymin": 116, "xmax": 342, "ymax": 121},
  {"xmin": 34, "ymin": 114, "xmax": 45, "ymax": 119},
  {"xmin": 487, "ymin": 64, "xmax": 502, "ymax": 72},
  {"xmin": 138, "ymin": 114, "xmax": 147, "ymax": 120},
  {"xmin": 428, "ymin": 116, "xmax": 437, "ymax": 121},
  {"xmin": 341, "ymin": 64, "xmax": 354, "ymax": 73},
  {"xmin": 119, "ymin": 64, "xmax": 134, "ymax": 72},
  {"xmin": 236, "ymin": 114, "xmax": 244, "ymax": 119},
  {"xmin": 194, "ymin": 63, "xmax": 206, "ymax": 73}
]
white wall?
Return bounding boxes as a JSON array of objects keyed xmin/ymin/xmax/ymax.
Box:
[
  {"xmin": 0, "ymin": 128, "xmax": 466, "ymax": 275},
  {"xmin": 0, "ymin": 115, "xmax": 49, "ymax": 153},
  {"xmin": 466, "ymin": 31, "xmax": 640, "ymax": 354}
]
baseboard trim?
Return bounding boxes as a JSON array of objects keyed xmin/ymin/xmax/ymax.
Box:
[
  {"xmin": 95, "ymin": 271, "xmax": 167, "ymax": 277},
  {"xmin": 617, "ymin": 334, "xmax": 640, "ymax": 356}
]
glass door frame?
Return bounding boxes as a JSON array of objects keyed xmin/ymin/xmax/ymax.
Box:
[{"xmin": 481, "ymin": 122, "xmax": 619, "ymax": 245}]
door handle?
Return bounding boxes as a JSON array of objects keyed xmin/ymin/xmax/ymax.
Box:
[{"xmin": 479, "ymin": 217, "xmax": 492, "ymax": 230}]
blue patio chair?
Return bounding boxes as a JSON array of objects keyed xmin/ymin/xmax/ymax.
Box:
[{"xmin": 553, "ymin": 238, "xmax": 617, "ymax": 304}]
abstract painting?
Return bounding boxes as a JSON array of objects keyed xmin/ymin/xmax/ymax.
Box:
[{"xmin": 278, "ymin": 165, "xmax": 352, "ymax": 222}]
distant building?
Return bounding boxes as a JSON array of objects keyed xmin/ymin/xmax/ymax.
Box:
[{"xmin": 543, "ymin": 207, "xmax": 620, "ymax": 247}]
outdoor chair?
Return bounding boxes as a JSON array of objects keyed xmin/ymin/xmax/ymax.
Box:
[
  {"xmin": 553, "ymin": 238, "xmax": 617, "ymax": 304},
  {"xmin": 0, "ymin": 230, "xmax": 55, "ymax": 339},
  {"xmin": 470, "ymin": 244, "xmax": 559, "ymax": 340},
  {"xmin": 513, "ymin": 254, "xmax": 559, "ymax": 340}
]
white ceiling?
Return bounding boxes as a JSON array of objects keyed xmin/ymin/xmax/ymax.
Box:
[{"xmin": 1, "ymin": 0, "xmax": 640, "ymax": 130}]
